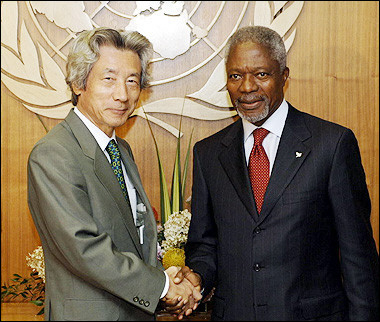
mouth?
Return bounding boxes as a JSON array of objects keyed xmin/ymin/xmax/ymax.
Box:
[
  {"xmin": 109, "ymin": 108, "xmax": 129, "ymax": 115},
  {"xmin": 237, "ymin": 99, "xmax": 264, "ymax": 110}
]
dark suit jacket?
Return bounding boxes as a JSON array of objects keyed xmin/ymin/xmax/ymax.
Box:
[
  {"xmin": 185, "ymin": 103, "xmax": 379, "ymax": 321},
  {"xmin": 28, "ymin": 109, "xmax": 165, "ymax": 321}
]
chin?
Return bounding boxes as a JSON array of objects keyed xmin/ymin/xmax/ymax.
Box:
[{"xmin": 237, "ymin": 107, "xmax": 269, "ymax": 124}]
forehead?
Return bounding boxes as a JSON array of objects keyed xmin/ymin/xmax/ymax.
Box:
[
  {"xmin": 94, "ymin": 45, "xmax": 141, "ymax": 73},
  {"xmin": 226, "ymin": 41, "xmax": 278, "ymax": 70}
]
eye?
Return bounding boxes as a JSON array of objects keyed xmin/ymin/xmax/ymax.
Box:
[
  {"xmin": 229, "ymin": 74, "xmax": 241, "ymax": 80},
  {"xmin": 257, "ymin": 72, "xmax": 269, "ymax": 78},
  {"xmin": 127, "ymin": 78, "xmax": 140, "ymax": 87}
]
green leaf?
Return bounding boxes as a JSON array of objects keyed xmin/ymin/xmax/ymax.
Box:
[
  {"xmin": 171, "ymin": 101, "xmax": 187, "ymax": 213},
  {"xmin": 37, "ymin": 307, "xmax": 44, "ymax": 315},
  {"xmin": 13, "ymin": 274, "xmax": 22, "ymax": 278},
  {"xmin": 20, "ymin": 278, "xmax": 29, "ymax": 284},
  {"xmin": 182, "ymin": 128, "xmax": 194, "ymax": 199},
  {"xmin": 31, "ymin": 300, "xmax": 43, "ymax": 306},
  {"xmin": 170, "ymin": 136, "xmax": 182, "ymax": 213},
  {"xmin": 143, "ymin": 108, "xmax": 171, "ymax": 224},
  {"xmin": 157, "ymin": 156, "xmax": 171, "ymax": 223}
]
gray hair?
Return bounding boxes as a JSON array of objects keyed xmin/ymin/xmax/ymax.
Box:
[
  {"xmin": 225, "ymin": 26, "xmax": 287, "ymax": 72},
  {"xmin": 66, "ymin": 27, "xmax": 153, "ymax": 106}
]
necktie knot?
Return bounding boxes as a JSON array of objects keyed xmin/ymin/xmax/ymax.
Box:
[
  {"xmin": 253, "ymin": 128, "xmax": 269, "ymax": 146},
  {"xmin": 106, "ymin": 139, "xmax": 120, "ymax": 159}
]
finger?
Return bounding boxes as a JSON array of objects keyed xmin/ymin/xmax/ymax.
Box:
[
  {"xmin": 173, "ymin": 266, "xmax": 192, "ymax": 284},
  {"xmin": 164, "ymin": 298, "xmax": 185, "ymax": 311},
  {"xmin": 165, "ymin": 306, "xmax": 184, "ymax": 313},
  {"xmin": 186, "ymin": 271, "xmax": 202, "ymax": 287},
  {"xmin": 187, "ymin": 294, "xmax": 194, "ymax": 311},
  {"xmin": 177, "ymin": 299, "xmax": 194, "ymax": 317},
  {"xmin": 163, "ymin": 298, "xmax": 180, "ymax": 306}
]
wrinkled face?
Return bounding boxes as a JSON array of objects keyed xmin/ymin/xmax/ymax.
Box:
[
  {"xmin": 226, "ymin": 41, "xmax": 289, "ymax": 126},
  {"xmin": 74, "ymin": 45, "xmax": 142, "ymax": 137}
]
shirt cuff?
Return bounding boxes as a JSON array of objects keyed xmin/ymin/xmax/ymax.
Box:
[{"xmin": 160, "ymin": 271, "xmax": 169, "ymax": 299}]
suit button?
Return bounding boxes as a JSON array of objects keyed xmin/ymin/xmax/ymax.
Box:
[
  {"xmin": 254, "ymin": 263, "xmax": 261, "ymax": 271},
  {"xmin": 139, "ymin": 299, "xmax": 145, "ymax": 305},
  {"xmin": 144, "ymin": 301, "xmax": 150, "ymax": 307},
  {"xmin": 254, "ymin": 227, "xmax": 261, "ymax": 234},
  {"xmin": 133, "ymin": 296, "xmax": 139, "ymax": 302}
]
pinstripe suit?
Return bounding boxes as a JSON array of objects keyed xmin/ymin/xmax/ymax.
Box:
[{"xmin": 185, "ymin": 103, "xmax": 379, "ymax": 320}]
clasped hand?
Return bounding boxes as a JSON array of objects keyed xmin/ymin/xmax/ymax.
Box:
[{"xmin": 161, "ymin": 266, "xmax": 202, "ymax": 319}]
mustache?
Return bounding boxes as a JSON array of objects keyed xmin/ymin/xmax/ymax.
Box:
[{"xmin": 236, "ymin": 94, "xmax": 268, "ymax": 104}]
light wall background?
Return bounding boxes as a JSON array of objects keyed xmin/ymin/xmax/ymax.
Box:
[{"xmin": 1, "ymin": 1, "xmax": 379, "ymax": 286}]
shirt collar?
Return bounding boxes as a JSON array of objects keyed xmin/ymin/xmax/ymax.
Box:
[
  {"xmin": 73, "ymin": 107, "xmax": 116, "ymax": 151},
  {"xmin": 243, "ymin": 99, "xmax": 288, "ymax": 142}
]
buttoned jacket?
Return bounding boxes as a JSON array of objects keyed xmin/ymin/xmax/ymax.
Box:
[
  {"xmin": 185, "ymin": 103, "xmax": 379, "ymax": 321},
  {"xmin": 28, "ymin": 109, "xmax": 165, "ymax": 321}
]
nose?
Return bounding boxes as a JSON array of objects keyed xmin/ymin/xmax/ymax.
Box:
[
  {"xmin": 240, "ymin": 74, "xmax": 258, "ymax": 93},
  {"xmin": 113, "ymin": 81, "xmax": 128, "ymax": 102}
]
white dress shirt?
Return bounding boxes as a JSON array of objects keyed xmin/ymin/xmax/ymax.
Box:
[
  {"xmin": 73, "ymin": 108, "xmax": 138, "ymax": 232},
  {"xmin": 73, "ymin": 107, "xmax": 169, "ymax": 298},
  {"xmin": 243, "ymin": 99, "xmax": 289, "ymax": 174}
]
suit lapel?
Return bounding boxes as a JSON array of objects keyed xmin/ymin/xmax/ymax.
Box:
[
  {"xmin": 258, "ymin": 104, "xmax": 311, "ymax": 222},
  {"xmin": 118, "ymin": 141, "xmax": 158, "ymax": 265},
  {"xmin": 218, "ymin": 120, "xmax": 258, "ymax": 221},
  {"xmin": 64, "ymin": 110, "xmax": 143, "ymax": 258}
]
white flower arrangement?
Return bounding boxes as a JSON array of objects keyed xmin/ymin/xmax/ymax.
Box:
[
  {"xmin": 26, "ymin": 246, "xmax": 45, "ymax": 283},
  {"xmin": 161, "ymin": 209, "xmax": 191, "ymax": 255}
]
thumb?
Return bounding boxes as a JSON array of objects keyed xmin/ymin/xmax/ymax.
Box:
[{"xmin": 173, "ymin": 269, "xmax": 185, "ymax": 284}]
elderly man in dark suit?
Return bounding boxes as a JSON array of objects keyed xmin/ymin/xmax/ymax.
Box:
[
  {"xmin": 27, "ymin": 27, "xmax": 200, "ymax": 321},
  {"xmin": 171, "ymin": 26, "xmax": 379, "ymax": 321}
]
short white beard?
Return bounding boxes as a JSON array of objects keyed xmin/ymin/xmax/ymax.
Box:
[{"xmin": 236, "ymin": 101, "xmax": 270, "ymax": 124}]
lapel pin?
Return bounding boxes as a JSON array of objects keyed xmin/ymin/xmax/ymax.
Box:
[{"xmin": 295, "ymin": 152, "xmax": 302, "ymax": 158}]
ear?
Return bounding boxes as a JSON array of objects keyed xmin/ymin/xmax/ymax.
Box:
[
  {"xmin": 72, "ymin": 84, "xmax": 83, "ymax": 96},
  {"xmin": 282, "ymin": 67, "xmax": 289, "ymax": 84}
]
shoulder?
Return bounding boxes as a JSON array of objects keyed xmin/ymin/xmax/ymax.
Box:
[
  {"xmin": 288, "ymin": 103, "xmax": 353, "ymax": 138},
  {"xmin": 194, "ymin": 119, "xmax": 241, "ymax": 150},
  {"xmin": 29, "ymin": 118, "xmax": 84, "ymax": 166},
  {"xmin": 30, "ymin": 122, "xmax": 70, "ymax": 153}
]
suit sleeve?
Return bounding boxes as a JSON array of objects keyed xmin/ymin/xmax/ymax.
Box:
[
  {"xmin": 185, "ymin": 143, "xmax": 218, "ymax": 296},
  {"xmin": 27, "ymin": 139, "xmax": 165, "ymax": 314},
  {"xmin": 328, "ymin": 128, "xmax": 379, "ymax": 320}
]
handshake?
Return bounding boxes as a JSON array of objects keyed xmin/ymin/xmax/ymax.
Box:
[{"xmin": 161, "ymin": 266, "xmax": 203, "ymax": 319}]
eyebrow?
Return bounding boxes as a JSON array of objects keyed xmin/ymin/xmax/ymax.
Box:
[
  {"xmin": 102, "ymin": 68, "xmax": 140, "ymax": 78},
  {"xmin": 128, "ymin": 72, "xmax": 141, "ymax": 78},
  {"xmin": 103, "ymin": 68, "xmax": 117, "ymax": 74}
]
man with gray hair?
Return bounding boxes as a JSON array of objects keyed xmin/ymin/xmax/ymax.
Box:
[
  {"xmin": 27, "ymin": 27, "xmax": 200, "ymax": 321},
  {"xmin": 172, "ymin": 25, "xmax": 379, "ymax": 320}
]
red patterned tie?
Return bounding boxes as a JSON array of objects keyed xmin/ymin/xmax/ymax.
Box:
[{"xmin": 248, "ymin": 128, "xmax": 270, "ymax": 214}]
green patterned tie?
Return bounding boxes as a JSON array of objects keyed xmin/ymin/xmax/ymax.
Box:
[
  {"xmin": 106, "ymin": 139, "xmax": 129, "ymax": 202},
  {"xmin": 106, "ymin": 139, "xmax": 144, "ymax": 243}
]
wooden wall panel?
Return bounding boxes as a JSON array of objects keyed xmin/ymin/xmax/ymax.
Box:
[{"xmin": 1, "ymin": 1, "xmax": 378, "ymax": 288}]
